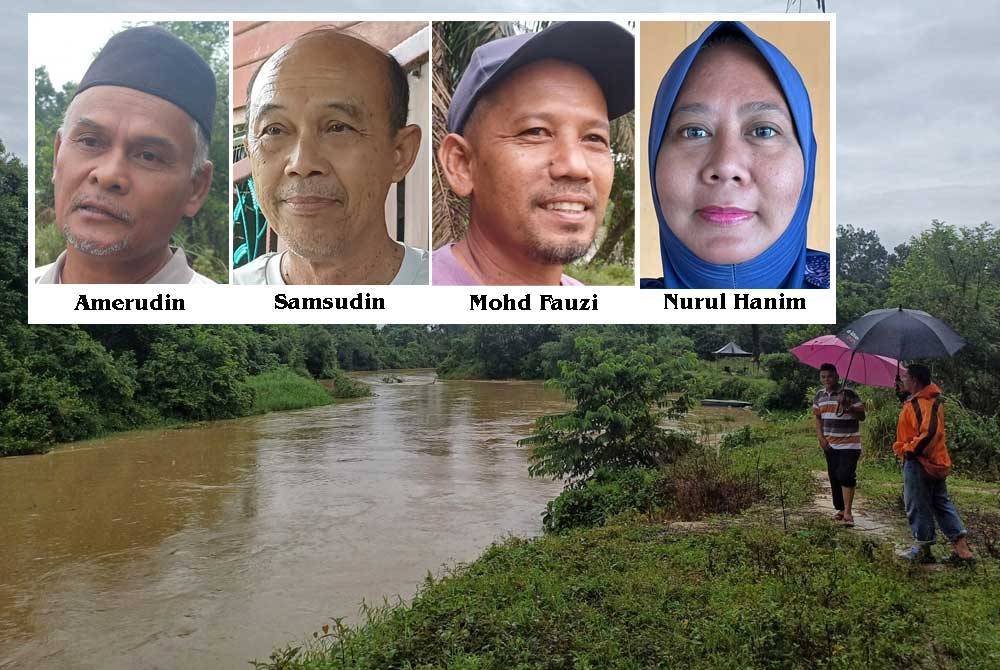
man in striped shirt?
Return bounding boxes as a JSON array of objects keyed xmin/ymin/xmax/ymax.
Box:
[{"xmin": 813, "ymin": 363, "xmax": 866, "ymax": 525}]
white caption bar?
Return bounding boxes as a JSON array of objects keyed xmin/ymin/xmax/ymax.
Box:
[{"xmin": 29, "ymin": 285, "xmax": 836, "ymax": 325}]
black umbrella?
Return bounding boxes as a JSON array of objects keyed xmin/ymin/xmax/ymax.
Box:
[{"xmin": 838, "ymin": 306, "xmax": 965, "ymax": 360}]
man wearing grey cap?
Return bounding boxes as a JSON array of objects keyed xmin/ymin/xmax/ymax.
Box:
[
  {"xmin": 434, "ymin": 22, "xmax": 634, "ymax": 286},
  {"xmin": 35, "ymin": 26, "xmax": 217, "ymax": 284}
]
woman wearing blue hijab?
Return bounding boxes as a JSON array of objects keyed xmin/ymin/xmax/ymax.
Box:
[{"xmin": 641, "ymin": 22, "xmax": 829, "ymax": 289}]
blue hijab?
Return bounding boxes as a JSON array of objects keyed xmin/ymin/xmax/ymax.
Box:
[{"xmin": 645, "ymin": 21, "xmax": 826, "ymax": 289}]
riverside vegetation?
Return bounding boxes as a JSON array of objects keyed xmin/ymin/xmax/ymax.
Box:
[
  {"xmin": 253, "ymin": 337, "xmax": 1000, "ymax": 670},
  {"xmin": 1, "ymin": 123, "xmax": 999, "ymax": 663},
  {"xmin": 6, "ymin": 125, "xmax": 999, "ymax": 466}
]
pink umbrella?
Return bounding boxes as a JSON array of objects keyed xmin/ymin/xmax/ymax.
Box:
[{"xmin": 790, "ymin": 335, "xmax": 906, "ymax": 388}]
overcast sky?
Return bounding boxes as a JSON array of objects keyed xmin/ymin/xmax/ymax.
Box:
[{"xmin": 4, "ymin": 0, "xmax": 997, "ymax": 249}]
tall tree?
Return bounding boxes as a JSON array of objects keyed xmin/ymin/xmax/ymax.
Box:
[
  {"xmin": 837, "ymin": 224, "xmax": 889, "ymax": 287},
  {"xmin": 888, "ymin": 220, "xmax": 1000, "ymax": 413}
]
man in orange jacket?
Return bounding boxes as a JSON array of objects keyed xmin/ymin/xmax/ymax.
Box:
[{"xmin": 892, "ymin": 364, "xmax": 974, "ymax": 564}]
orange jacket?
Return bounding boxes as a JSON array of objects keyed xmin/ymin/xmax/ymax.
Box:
[{"xmin": 892, "ymin": 383, "xmax": 951, "ymax": 470}]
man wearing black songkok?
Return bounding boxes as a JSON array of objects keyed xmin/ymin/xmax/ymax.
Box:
[{"xmin": 35, "ymin": 26, "xmax": 218, "ymax": 284}]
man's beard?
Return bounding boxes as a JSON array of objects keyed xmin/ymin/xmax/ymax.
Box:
[
  {"xmin": 523, "ymin": 186, "xmax": 599, "ymax": 265},
  {"xmin": 62, "ymin": 194, "xmax": 134, "ymax": 256},
  {"xmin": 524, "ymin": 236, "xmax": 593, "ymax": 265},
  {"xmin": 62, "ymin": 223, "xmax": 130, "ymax": 256},
  {"xmin": 523, "ymin": 218, "xmax": 596, "ymax": 265}
]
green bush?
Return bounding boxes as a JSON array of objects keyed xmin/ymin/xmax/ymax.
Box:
[
  {"xmin": 760, "ymin": 353, "xmax": 817, "ymax": 410},
  {"xmin": 0, "ymin": 376, "xmax": 96, "ymax": 455},
  {"xmin": 702, "ymin": 372, "xmax": 777, "ymax": 409},
  {"xmin": 543, "ymin": 467, "xmax": 659, "ymax": 533},
  {"xmin": 247, "ymin": 367, "xmax": 334, "ymax": 414},
  {"xmin": 945, "ymin": 402, "xmax": 1000, "ymax": 480},
  {"xmin": 861, "ymin": 392, "xmax": 900, "ymax": 460},
  {"xmin": 543, "ymin": 449, "xmax": 769, "ymax": 533},
  {"xmin": 141, "ymin": 327, "xmax": 254, "ymax": 421},
  {"xmin": 521, "ymin": 336, "xmax": 696, "ymax": 480},
  {"xmin": 0, "ymin": 327, "xmax": 141, "ymax": 453},
  {"xmin": 718, "ymin": 425, "xmax": 758, "ymax": 451},
  {"xmin": 326, "ymin": 368, "xmax": 372, "ymax": 399}
]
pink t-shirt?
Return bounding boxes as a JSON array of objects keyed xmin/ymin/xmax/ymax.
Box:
[{"xmin": 431, "ymin": 244, "xmax": 583, "ymax": 286}]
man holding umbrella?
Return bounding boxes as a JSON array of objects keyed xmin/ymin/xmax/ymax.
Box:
[
  {"xmin": 893, "ymin": 364, "xmax": 975, "ymax": 565},
  {"xmin": 835, "ymin": 306, "xmax": 971, "ymax": 564},
  {"xmin": 813, "ymin": 363, "xmax": 866, "ymax": 525}
]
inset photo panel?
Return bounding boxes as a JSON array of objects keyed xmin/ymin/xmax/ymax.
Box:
[
  {"xmin": 232, "ymin": 21, "xmax": 430, "ymax": 286},
  {"xmin": 31, "ymin": 17, "xmax": 230, "ymax": 284},
  {"xmin": 431, "ymin": 21, "xmax": 636, "ymax": 287},
  {"xmin": 639, "ymin": 19, "xmax": 832, "ymax": 290}
]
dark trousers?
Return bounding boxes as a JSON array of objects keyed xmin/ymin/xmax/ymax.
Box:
[{"xmin": 824, "ymin": 448, "xmax": 861, "ymax": 511}]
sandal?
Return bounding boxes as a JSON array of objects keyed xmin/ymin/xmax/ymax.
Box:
[
  {"xmin": 841, "ymin": 516, "xmax": 855, "ymax": 527},
  {"xmin": 831, "ymin": 512, "xmax": 844, "ymax": 521}
]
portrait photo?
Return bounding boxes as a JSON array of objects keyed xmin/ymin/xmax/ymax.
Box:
[
  {"xmin": 639, "ymin": 20, "xmax": 832, "ymax": 290},
  {"xmin": 31, "ymin": 17, "xmax": 230, "ymax": 284},
  {"xmin": 432, "ymin": 21, "xmax": 636, "ymax": 287},
  {"xmin": 232, "ymin": 21, "xmax": 430, "ymax": 286}
]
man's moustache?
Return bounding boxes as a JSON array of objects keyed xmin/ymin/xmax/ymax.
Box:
[
  {"xmin": 71, "ymin": 195, "xmax": 134, "ymax": 225},
  {"xmin": 532, "ymin": 187, "xmax": 596, "ymax": 207},
  {"xmin": 278, "ymin": 185, "xmax": 345, "ymax": 201}
]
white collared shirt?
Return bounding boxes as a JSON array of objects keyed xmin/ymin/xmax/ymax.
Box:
[
  {"xmin": 233, "ymin": 242, "xmax": 429, "ymax": 285},
  {"xmin": 35, "ymin": 247, "xmax": 216, "ymax": 284}
]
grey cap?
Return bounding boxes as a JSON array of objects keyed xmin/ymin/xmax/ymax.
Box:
[{"xmin": 446, "ymin": 21, "xmax": 635, "ymax": 134}]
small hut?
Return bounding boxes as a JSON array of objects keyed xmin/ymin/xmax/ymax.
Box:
[{"xmin": 712, "ymin": 342, "xmax": 752, "ymax": 374}]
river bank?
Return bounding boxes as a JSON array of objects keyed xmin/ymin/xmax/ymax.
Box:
[
  {"xmin": 256, "ymin": 414, "xmax": 1000, "ymax": 670},
  {"xmin": 1, "ymin": 366, "xmax": 357, "ymax": 459},
  {"xmin": 0, "ymin": 372, "xmax": 565, "ymax": 670}
]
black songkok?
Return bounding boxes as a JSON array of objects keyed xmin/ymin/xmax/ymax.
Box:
[{"xmin": 74, "ymin": 26, "xmax": 216, "ymax": 140}]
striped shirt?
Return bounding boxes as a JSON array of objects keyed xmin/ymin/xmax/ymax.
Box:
[{"xmin": 813, "ymin": 387, "xmax": 865, "ymax": 450}]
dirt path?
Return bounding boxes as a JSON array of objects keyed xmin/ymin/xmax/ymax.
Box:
[{"xmin": 808, "ymin": 470, "xmax": 911, "ymax": 545}]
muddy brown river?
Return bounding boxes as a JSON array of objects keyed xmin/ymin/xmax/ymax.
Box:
[{"xmin": 0, "ymin": 371, "xmax": 758, "ymax": 669}]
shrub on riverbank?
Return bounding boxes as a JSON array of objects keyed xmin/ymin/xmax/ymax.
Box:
[
  {"xmin": 326, "ymin": 369, "xmax": 373, "ymax": 399},
  {"xmin": 520, "ymin": 336, "xmax": 697, "ymax": 480},
  {"xmin": 657, "ymin": 452, "xmax": 761, "ymax": 520},
  {"xmin": 542, "ymin": 451, "xmax": 768, "ymax": 533},
  {"xmin": 542, "ymin": 467, "xmax": 659, "ymax": 532},
  {"xmin": 248, "ymin": 367, "xmax": 335, "ymax": 414},
  {"xmin": 252, "ymin": 521, "xmax": 1000, "ymax": 670}
]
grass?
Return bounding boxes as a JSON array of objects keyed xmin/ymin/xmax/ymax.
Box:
[
  {"xmin": 247, "ymin": 367, "xmax": 335, "ymax": 414},
  {"xmin": 255, "ymin": 413, "xmax": 1000, "ymax": 670},
  {"xmin": 253, "ymin": 520, "xmax": 1000, "ymax": 670},
  {"xmin": 564, "ymin": 261, "xmax": 634, "ymax": 287}
]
